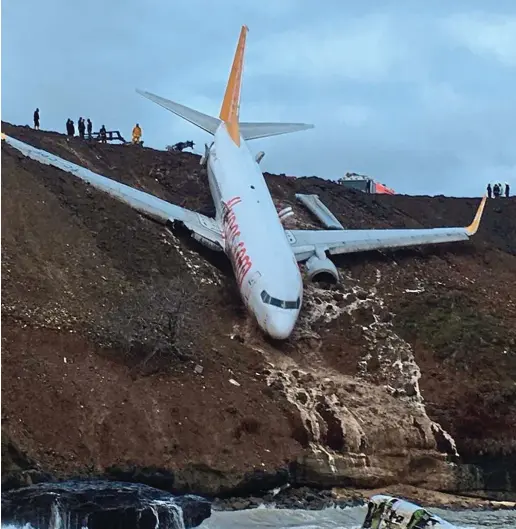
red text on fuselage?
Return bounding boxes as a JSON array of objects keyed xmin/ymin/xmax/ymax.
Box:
[{"xmin": 222, "ymin": 197, "xmax": 252, "ymax": 286}]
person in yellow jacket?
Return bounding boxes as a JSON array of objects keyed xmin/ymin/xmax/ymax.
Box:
[{"xmin": 132, "ymin": 123, "xmax": 142, "ymax": 144}]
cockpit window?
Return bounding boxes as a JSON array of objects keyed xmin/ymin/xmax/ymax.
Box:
[{"xmin": 261, "ymin": 290, "xmax": 300, "ymax": 310}]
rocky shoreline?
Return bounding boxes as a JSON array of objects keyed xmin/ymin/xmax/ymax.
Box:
[
  {"xmin": 2, "ymin": 466, "xmax": 515, "ymax": 513},
  {"xmin": 4, "ymin": 430, "xmax": 515, "ymax": 512},
  {"xmin": 3, "ymin": 473, "xmax": 514, "ymax": 529},
  {"xmin": 207, "ymin": 485, "xmax": 516, "ymax": 512}
]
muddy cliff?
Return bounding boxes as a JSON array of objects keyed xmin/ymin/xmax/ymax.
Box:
[{"xmin": 2, "ymin": 122, "xmax": 516, "ymax": 502}]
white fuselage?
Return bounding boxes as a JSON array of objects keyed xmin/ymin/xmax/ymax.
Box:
[{"xmin": 207, "ymin": 123, "xmax": 303, "ymax": 339}]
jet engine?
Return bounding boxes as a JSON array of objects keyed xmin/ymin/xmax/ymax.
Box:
[
  {"xmin": 305, "ymin": 254, "xmax": 339, "ymax": 284},
  {"xmin": 278, "ymin": 206, "xmax": 294, "ymax": 224}
]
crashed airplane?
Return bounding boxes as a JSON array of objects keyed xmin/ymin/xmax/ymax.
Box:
[
  {"xmin": 2, "ymin": 25, "xmax": 487, "ymax": 340},
  {"xmin": 361, "ymin": 494, "xmax": 457, "ymax": 528}
]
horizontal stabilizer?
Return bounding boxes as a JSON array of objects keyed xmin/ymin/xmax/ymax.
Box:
[
  {"xmin": 136, "ymin": 89, "xmax": 221, "ymax": 135},
  {"xmin": 240, "ymin": 121, "xmax": 314, "ymax": 140}
]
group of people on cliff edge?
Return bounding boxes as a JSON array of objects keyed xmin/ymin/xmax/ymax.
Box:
[
  {"xmin": 65, "ymin": 118, "xmax": 94, "ymax": 139},
  {"xmin": 32, "ymin": 108, "xmax": 124, "ymax": 146},
  {"xmin": 487, "ymin": 182, "xmax": 510, "ymax": 198}
]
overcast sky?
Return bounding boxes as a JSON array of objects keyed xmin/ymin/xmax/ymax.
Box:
[{"xmin": 2, "ymin": 0, "xmax": 516, "ymax": 196}]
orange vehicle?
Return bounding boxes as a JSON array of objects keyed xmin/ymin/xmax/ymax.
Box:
[{"xmin": 374, "ymin": 182, "xmax": 395, "ymax": 194}]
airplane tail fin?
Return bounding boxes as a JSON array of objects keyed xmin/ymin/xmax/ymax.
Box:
[
  {"xmin": 135, "ymin": 25, "xmax": 248, "ymax": 140},
  {"xmin": 219, "ymin": 25, "xmax": 248, "ymax": 146},
  {"xmin": 218, "ymin": 25, "xmax": 315, "ymax": 143},
  {"xmin": 137, "ymin": 25, "xmax": 314, "ymax": 142}
]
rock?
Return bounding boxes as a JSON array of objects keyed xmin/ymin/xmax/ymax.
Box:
[
  {"xmin": 228, "ymin": 499, "xmax": 250, "ymax": 510},
  {"xmin": 2, "ymin": 469, "xmax": 55, "ymax": 491},
  {"xmin": 403, "ymin": 382, "xmax": 418, "ymax": 397},
  {"xmin": 1, "ymin": 480, "xmax": 211, "ymax": 529}
]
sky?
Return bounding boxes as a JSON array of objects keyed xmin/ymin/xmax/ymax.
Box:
[{"xmin": 2, "ymin": 0, "xmax": 516, "ymax": 196}]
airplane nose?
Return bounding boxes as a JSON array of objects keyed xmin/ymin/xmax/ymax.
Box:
[{"xmin": 265, "ymin": 311, "xmax": 297, "ymax": 340}]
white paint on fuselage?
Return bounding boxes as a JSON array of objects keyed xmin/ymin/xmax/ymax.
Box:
[{"xmin": 207, "ymin": 123, "xmax": 303, "ymax": 339}]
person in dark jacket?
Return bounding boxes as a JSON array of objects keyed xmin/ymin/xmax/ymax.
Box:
[
  {"xmin": 506, "ymin": 183, "xmax": 510, "ymax": 198},
  {"xmin": 87, "ymin": 119, "xmax": 93, "ymax": 139},
  {"xmin": 78, "ymin": 117, "xmax": 85, "ymax": 139},
  {"xmin": 487, "ymin": 183, "xmax": 492, "ymax": 199},
  {"xmin": 493, "ymin": 183, "xmax": 500, "ymax": 198},
  {"xmin": 33, "ymin": 108, "xmax": 40, "ymax": 130},
  {"xmin": 66, "ymin": 119, "xmax": 72, "ymax": 136},
  {"xmin": 99, "ymin": 125, "xmax": 107, "ymax": 143}
]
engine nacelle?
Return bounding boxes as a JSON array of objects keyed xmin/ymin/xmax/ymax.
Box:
[
  {"xmin": 305, "ymin": 254, "xmax": 339, "ymax": 284},
  {"xmin": 278, "ymin": 206, "xmax": 294, "ymax": 224}
]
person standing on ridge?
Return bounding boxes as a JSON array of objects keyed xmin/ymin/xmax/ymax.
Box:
[
  {"xmin": 99, "ymin": 125, "xmax": 107, "ymax": 143},
  {"xmin": 487, "ymin": 183, "xmax": 492, "ymax": 199},
  {"xmin": 78, "ymin": 117, "xmax": 85, "ymax": 139},
  {"xmin": 33, "ymin": 108, "xmax": 40, "ymax": 130},
  {"xmin": 132, "ymin": 123, "xmax": 142, "ymax": 144},
  {"xmin": 506, "ymin": 183, "xmax": 510, "ymax": 198},
  {"xmin": 87, "ymin": 119, "xmax": 93, "ymax": 139},
  {"xmin": 493, "ymin": 183, "xmax": 500, "ymax": 198}
]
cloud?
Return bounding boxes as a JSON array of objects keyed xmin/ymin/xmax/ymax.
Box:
[
  {"xmin": 333, "ymin": 105, "xmax": 373, "ymax": 127},
  {"xmin": 246, "ymin": 14, "xmax": 412, "ymax": 82},
  {"xmin": 443, "ymin": 12, "xmax": 516, "ymax": 67},
  {"xmin": 2, "ymin": 2, "xmax": 516, "ymax": 197}
]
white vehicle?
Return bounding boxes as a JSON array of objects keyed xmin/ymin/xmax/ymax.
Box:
[
  {"xmin": 2, "ymin": 26, "xmax": 487, "ymax": 340},
  {"xmin": 362, "ymin": 495, "xmax": 457, "ymax": 528}
]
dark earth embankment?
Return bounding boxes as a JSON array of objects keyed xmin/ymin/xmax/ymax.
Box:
[{"xmin": 2, "ymin": 122, "xmax": 516, "ymax": 507}]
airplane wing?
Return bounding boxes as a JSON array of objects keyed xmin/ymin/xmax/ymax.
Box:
[
  {"xmin": 239, "ymin": 121, "xmax": 314, "ymax": 140},
  {"xmin": 1, "ymin": 133, "xmax": 224, "ymax": 251},
  {"xmin": 287, "ymin": 196, "xmax": 487, "ymax": 261}
]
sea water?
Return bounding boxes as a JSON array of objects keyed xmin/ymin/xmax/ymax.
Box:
[{"xmin": 199, "ymin": 504, "xmax": 515, "ymax": 529}]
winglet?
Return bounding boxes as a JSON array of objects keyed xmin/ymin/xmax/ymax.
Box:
[
  {"xmin": 219, "ymin": 25, "xmax": 248, "ymax": 146},
  {"xmin": 465, "ymin": 195, "xmax": 487, "ymax": 236}
]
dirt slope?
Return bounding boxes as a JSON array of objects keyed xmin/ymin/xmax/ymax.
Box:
[{"xmin": 2, "ymin": 122, "xmax": 516, "ymax": 499}]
